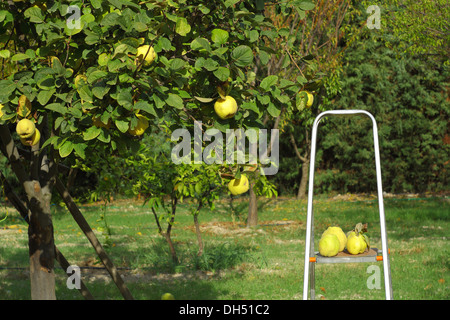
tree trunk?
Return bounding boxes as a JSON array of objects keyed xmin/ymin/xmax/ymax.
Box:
[
  {"xmin": 247, "ymin": 182, "xmax": 258, "ymax": 227},
  {"xmin": 0, "ymin": 124, "xmax": 57, "ymax": 300},
  {"xmin": 193, "ymin": 213, "xmax": 204, "ymax": 256},
  {"xmin": 247, "ymin": 111, "xmax": 282, "ymax": 227},
  {"xmin": 27, "ymin": 181, "xmax": 56, "ymax": 300},
  {"xmin": 55, "ymin": 178, "xmax": 134, "ymax": 300},
  {"xmin": 289, "ymin": 131, "xmax": 310, "ymax": 200},
  {"xmin": 297, "ymin": 158, "xmax": 309, "ymax": 200},
  {"xmin": 152, "ymin": 197, "xmax": 179, "ymax": 263}
]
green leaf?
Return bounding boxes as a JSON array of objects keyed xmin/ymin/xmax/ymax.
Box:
[
  {"xmin": 248, "ymin": 30, "xmax": 259, "ymax": 43},
  {"xmin": 117, "ymin": 90, "xmax": 133, "ymax": 109},
  {"xmin": 97, "ymin": 129, "xmax": 111, "ymax": 143},
  {"xmin": 175, "ymin": 17, "xmax": 191, "ymax": 36},
  {"xmin": 225, "ymin": 0, "xmax": 240, "ymax": 8},
  {"xmin": 90, "ymin": 0, "xmax": 102, "ymax": 9},
  {"xmin": 165, "ymin": 93, "xmax": 184, "ymax": 109},
  {"xmin": 24, "ymin": 6, "xmax": 44, "ymax": 23},
  {"xmin": 114, "ymin": 120, "xmax": 129, "ymax": 133},
  {"xmin": 92, "ymin": 84, "xmax": 110, "ymax": 99},
  {"xmin": 40, "ymin": 135, "xmax": 58, "ymax": 151},
  {"xmin": 59, "ymin": 140, "xmax": 74, "ymax": 158},
  {"xmin": 0, "ymin": 80, "xmax": 16, "ymax": 96},
  {"xmin": 0, "ymin": 50, "xmax": 10, "ymax": 59},
  {"xmin": 169, "ymin": 58, "xmax": 186, "ymax": 71},
  {"xmin": 11, "ymin": 53, "xmax": 31, "ymax": 62},
  {"xmin": 78, "ymin": 85, "xmax": 94, "ymax": 103},
  {"xmin": 45, "ymin": 103, "xmax": 67, "ymax": 115},
  {"xmin": 241, "ymin": 101, "xmax": 261, "ymax": 115},
  {"xmin": 134, "ymin": 100, "xmax": 157, "ymax": 117},
  {"xmin": 156, "ymin": 37, "xmax": 173, "ymax": 52},
  {"xmin": 203, "ymin": 58, "xmax": 218, "ymax": 71},
  {"xmin": 83, "ymin": 126, "xmax": 102, "ymax": 141},
  {"xmin": 194, "ymin": 96, "xmax": 214, "ymax": 103},
  {"xmin": 85, "ymin": 30, "xmax": 101, "ymax": 45},
  {"xmin": 231, "ymin": 45, "xmax": 253, "ymax": 67},
  {"xmin": 296, "ymin": 1, "xmax": 315, "ymax": 10},
  {"xmin": 73, "ymin": 142, "xmax": 87, "ymax": 159},
  {"xmin": 88, "ymin": 70, "xmax": 108, "ymax": 84},
  {"xmin": 191, "ymin": 38, "xmax": 211, "ymax": 52},
  {"xmin": 37, "ymin": 76, "xmax": 56, "ymax": 90},
  {"xmin": 0, "ymin": 10, "xmax": 14, "ymax": 24},
  {"xmin": 37, "ymin": 89, "xmax": 56, "ymax": 106},
  {"xmin": 267, "ymin": 103, "xmax": 281, "ymax": 117},
  {"xmin": 211, "ymin": 29, "xmax": 229, "ymax": 45},
  {"xmin": 213, "ymin": 67, "xmax": 230, "ymax": 81},
  {"xmin": 260, "ymin": 75, "xmax": 278, "ymax": 91}
]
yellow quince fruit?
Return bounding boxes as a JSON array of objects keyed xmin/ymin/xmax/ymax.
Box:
[
  {"xmin": 20, "ymin": 128, "xmax": 41, "ymax": 147},
  {"xmin": 16, "ymin": 118, "xmax": 36, "ymax": 139},
  {"xmin": 318, "ymin": 234, "xmax": 340, "ymax": 257},
  {"xmin": 128, "ymin": 114, "xmax": 149, "ymax": 136},
  {"xmin": 228, "ymin": 175, "xmax": 249, "ymax": 196},
  {"xmin": 321, "ymin": 226, "xmax": 347, "ymax": 252},
  {"xmin": 135, "ymin": 45, "xmax": 156, "ymax": 67},
  {"xmin": 214, "ymin": 96, "xmax": 238, "ymax": 120}
]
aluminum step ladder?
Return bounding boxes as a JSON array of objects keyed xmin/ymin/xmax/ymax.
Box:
[{"xmin": 302, "ymin": 110, "xmax": 393, "ymax": 300}]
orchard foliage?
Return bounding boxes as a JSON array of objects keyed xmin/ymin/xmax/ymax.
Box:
[
  {"xmin": 382, "ymin": 0, "xmax": 450, "ymax": 64},
  {"xmin": 0, "ymin": 0, "xmax": 317, "ymax": 164},
  {"xmin": 315, "ymin": 31, "xmax": 450, "ymax": 194}
]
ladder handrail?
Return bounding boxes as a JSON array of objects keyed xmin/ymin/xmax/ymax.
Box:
[{"xmin": 302, "ymin": 110, "xmax": 393, "ymax": 300}]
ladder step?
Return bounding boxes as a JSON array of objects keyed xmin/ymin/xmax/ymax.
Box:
[{"xmin": 310, "ymin": 248, "xmax": 385, "ymax": 264}]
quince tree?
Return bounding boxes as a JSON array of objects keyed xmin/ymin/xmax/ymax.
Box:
[{"xmin": 0, "ymin": 0, "xmax": 317, "ymax": 299}]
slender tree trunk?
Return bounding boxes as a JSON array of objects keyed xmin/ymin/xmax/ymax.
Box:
[
  {"xmin": 247, "ymin": 181, "xmax": 258, "ymax": 227},
  {"xmin": 55, "ymin": 178, "xmax": 134, "ymax": 300},
  {"xmin": 297, "ymin": 158, "xmax": 309, "ymax": 200},
  {"xmin": 152, "ymin": 197, "xmax": 178, "ymax": 263},
  {"xmin": 193, "ymin": 213, "xmax": 204, "ymax": 256},
  {"xmin": 191, "ymin": 199, "xmax": 205, "ymax": 256},
  {"xmin": 289, "ymin": 131, "xmax": 310, "ymax": 200},
  {"xmin": 247, "ymin": 111, "xmax": 282, "ymax": 227}
]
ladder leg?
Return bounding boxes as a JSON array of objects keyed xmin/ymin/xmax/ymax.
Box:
[
  {"xmin": 370, "ymin": 115, "xmax": 393, "ymax": 300},
  {"xmin": 310, "ymin": 213, "xmax": 315, "ymax": 300},
  {"xmin": 310, "ymin": 261, "xmax": 315, "ymax": 300},
  {"xmin": 303, "ymin": 115, "xmax": 321, "ymax": 300}
]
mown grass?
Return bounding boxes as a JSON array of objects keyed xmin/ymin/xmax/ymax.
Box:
[{"xmin": 0, "ymin": 195, "xmax": 448, "ymax": 300}]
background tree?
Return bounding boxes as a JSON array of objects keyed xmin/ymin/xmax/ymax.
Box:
[
  {"xmin": 316, "ymin": 29, "xmax": 450, "ymax": 194},
  {"xmin": 382, "ymin": 0, "xmax": 450, "ymax": 64},
  {"xmin": 266, "ymin": 0, "xmax": 360, "ymax": 199}
]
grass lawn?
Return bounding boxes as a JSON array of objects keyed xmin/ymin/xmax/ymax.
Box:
[{"xmin": 0, "ymin": 194, "xmax": 448, "ymax": 300}]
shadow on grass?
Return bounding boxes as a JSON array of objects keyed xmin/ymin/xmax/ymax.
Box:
[{"xmin": 131, "ymin": 238, "xmax": 257, "ymax": 274}]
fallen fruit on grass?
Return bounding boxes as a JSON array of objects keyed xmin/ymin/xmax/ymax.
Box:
[
  {"xmin": 228, "ymin": 175, "xmax": 249, "ymax": 196},
  {"xmin": 16, "ymin": 118, "xmax": 36, "ymax": 139},
  {"xmin": 321, "ymin": 226, "xmax": 347, "ymax": 252},
  {"xmin": 214, "ymin": 96, "xmax": 238, "ymax": 120},
  {"xmin": 319, "ymin": 234, "xmax": 340, "ymax": 257},
  {"xmin": 346, "ymin": 223, "xmax": 370, "ymax": 255},
  {"xmin": 161, "ymin": 293, "xmax": 175, "ymax": 300}
]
